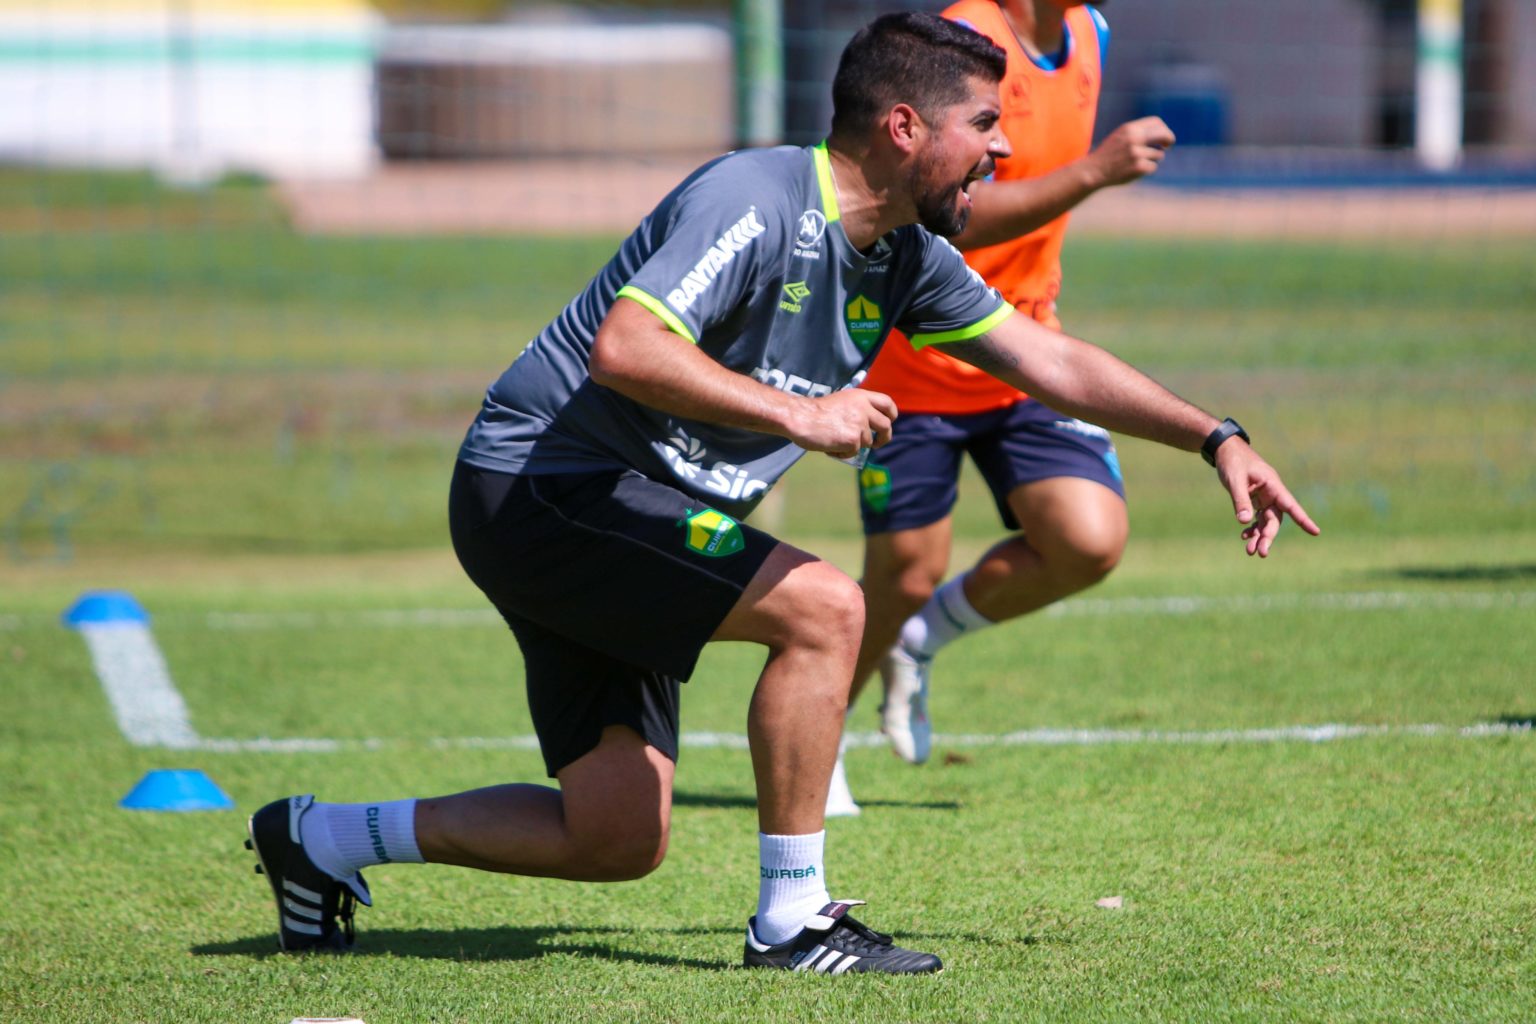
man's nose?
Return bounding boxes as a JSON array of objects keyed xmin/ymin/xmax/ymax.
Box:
[{"xmin": 988, "ymin": 126, "xmax": 1012, "ymax": 160}]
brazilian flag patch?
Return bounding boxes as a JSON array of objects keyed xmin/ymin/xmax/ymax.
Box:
[
  {"xmin": 859, "ymin": 461, "xmax": 892, "ymax": 514},
  {"xmin": 680, "ymin": 507, "xmax": 745, "ymax": 557}
]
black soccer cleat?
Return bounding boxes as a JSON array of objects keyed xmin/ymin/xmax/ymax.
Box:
[
  {"xmin": 743, "ymin": 899, "xmax": 942, "ymax": 974},
  {"xmin": 246, "ymin": 794, "xmax": 371, "ymax": 951}
]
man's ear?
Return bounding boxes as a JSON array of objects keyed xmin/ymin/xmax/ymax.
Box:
[{"xmin": 886, "ymin": 103, "xmax": 925, "ymax": 155}]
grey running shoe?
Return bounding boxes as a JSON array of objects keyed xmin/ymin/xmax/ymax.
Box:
[
  {"xmin": 246, "ymin": 795, "xmax": 371, "ymax": 951},
  {"xmin": 878, "ymin": 643, "xmax": 933, "ymax": 764},
  {"xmin": 743, "ymin": 900, "xmax": 942, "ymax": 974}
]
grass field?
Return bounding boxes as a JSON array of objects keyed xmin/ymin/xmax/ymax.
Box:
[{"xmin": 2, "ymin": 169, "xmax": 1534, "ymax": 1022}]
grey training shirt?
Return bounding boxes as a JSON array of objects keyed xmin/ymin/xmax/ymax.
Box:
[{"xmin": 458, "ymin": 142, "xmax": 1012, "ymax": 517}]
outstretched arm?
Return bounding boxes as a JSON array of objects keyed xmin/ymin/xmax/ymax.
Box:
[
  {"xmin": 941, "ymin": 315, "xmax": 1320, "ymax": 556},
  {"xmin": 953, "ymin": 117, "xmax": 1175, "ymax": 250}
]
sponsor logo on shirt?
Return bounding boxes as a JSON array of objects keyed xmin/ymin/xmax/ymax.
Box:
[
  {"xmin": 794, "ymin": 209, "xmax": 826, "ymax": 260},
  {"xmin": 666, "ymin": 208, "xmax": 767, "ymax": 314},
  {"xmin": 865, "ymin": 237, "xmax": 893, "ymax": 274},
  {"xmin": 780, "ymin": 281, "xmax": 811, "ymax": 314},
  {"xmin": 749, "ymin": 365, "xmax": 868, "ymax": 400},
  {"xmin": 845, "ymin": 294, "xmax": 883, "ymax": 353},
  {"xmin": 750, "ymin": 364, "xmax": 832, "ymax": 398},
  {"xmin": 662, "ymin": 430, "xmax": 771, "ymax": 502}
]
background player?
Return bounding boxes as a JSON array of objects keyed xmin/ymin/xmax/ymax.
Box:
[{"xmin": 830, "ymin": 0, "xmax": 1178, "ymax": 815}]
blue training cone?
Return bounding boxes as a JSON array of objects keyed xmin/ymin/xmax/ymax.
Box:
[
  {"xmin": 119, "ymin": 769, "xmax": 234, "ymax": 811},
  {"xmin": 63, "ymin": 590, "xmax": 151, "ymax": 627}
]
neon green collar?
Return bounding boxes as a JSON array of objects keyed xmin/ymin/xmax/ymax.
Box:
[{"xmin": 812, "ymin": 141, "xmax": 842, "ymax": 223}]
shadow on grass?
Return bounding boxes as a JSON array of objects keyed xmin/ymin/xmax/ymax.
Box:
[
  {"xmin": 1372, "ymin": 563, "xmax": 1536, "ymax": 583},
  {"xmin": 195, "ymin": 923, "xmax": 1042, "ymax": 967},
  {"xmin": 1494, "ymin": 714, "xmax": 1536, "ymax": 728},
  {"xmin": 672, "ymin": 791, "xmax": 959, "ymax": 812},
  {"xmin": 852, "ymin": 798, "xmax": 961, "ymax": 811},
  {"xmin": 192, "ymin": 924, "xmax": 736, "ymax": 969}
]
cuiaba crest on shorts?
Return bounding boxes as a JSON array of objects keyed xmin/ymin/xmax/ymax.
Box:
[
  {"xmin": 679, "ymin": 507, "xmax": 745, "ymax": 557},
  {"xmin": 859, "ymin": 461, "xmax": 892, "ymax": 513}
]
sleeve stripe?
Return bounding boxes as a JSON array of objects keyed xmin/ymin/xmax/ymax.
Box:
[
  {"xmin": 910, "ymin": 302, "xmax": 1014, "ymax": 348},
  {"xmin": 615, "ymin": 285, "xmax": 698, "ymax": 344}
]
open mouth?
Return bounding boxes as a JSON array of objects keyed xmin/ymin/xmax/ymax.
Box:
[{"xmin": 960, "ymin": 162, "xmax": 992, "ymax": 205}]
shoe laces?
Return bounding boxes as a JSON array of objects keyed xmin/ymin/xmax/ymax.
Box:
[{"xmin": 829, "ymin": 914, "xmax": 895, "ymax": 956}]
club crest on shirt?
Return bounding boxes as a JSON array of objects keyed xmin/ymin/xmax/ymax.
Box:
[{"xmin": 845, "ymin": 294, "xmax": 883, "ymax": 353}]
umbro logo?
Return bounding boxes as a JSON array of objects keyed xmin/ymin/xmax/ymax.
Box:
[{"xmin": 780, "ymin": 280, "xmax": 810, "ymax": 314}]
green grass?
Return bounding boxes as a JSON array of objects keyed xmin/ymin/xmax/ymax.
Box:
[
  {"xmin": 3, "ymin": 172, "xmax": 1533, "ymax": 554},
  {"xmin": 2, "ymin": 170, "xmax": 1534, "ymax": 1021},
  {"xmin": 3, "ymin": 537, "xmax": 1534, "ymax": 1023}
]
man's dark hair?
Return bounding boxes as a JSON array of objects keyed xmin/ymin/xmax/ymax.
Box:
[{"xmin": 830, "ymin": 12, "xmax": 1006, "ymax": 141}]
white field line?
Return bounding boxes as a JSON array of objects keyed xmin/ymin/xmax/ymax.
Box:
[
  {"xmin": 10, "ymin": 590, "xmax": 1533, "ymax": 634},
  {"xmin": 1045, "ymin": 590, "xmax": 1536, "ymax": 617},
  {"xmin": 197, "ymin": 589, "xmax": 1536, "ymax": 628},
  {"xmin": 185, "ymin": 722, "xmax": 1532, "ymax": 754},
  {"xmin": 57, "ymin": 588, "xmax": 1534, "ymax": 752},
  {"xmin": 77, "ymin": 623, "xmax": 201, "ymax": 749}
]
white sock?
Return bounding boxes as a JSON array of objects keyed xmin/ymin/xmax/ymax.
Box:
[
  {"xmin": 300, "ymin": 799, "xmax": 425, "ymax": 880},
  {"xmin": 755, "ymin": 831, "xmax": 830, "ymax": 945},
  {"xmin": 900, "ymin": 574, "xmax": 994, "ymax": 657},
  {"xmin": 825, "ymin": 726, "xmax": 861, "ymax": 817}
]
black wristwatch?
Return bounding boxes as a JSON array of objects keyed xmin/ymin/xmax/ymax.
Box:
[{"xmin": 1200, "ymin": 417, "xmax": 1250, "ymax": 466}]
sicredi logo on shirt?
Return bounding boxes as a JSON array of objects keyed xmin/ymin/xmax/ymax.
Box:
[{"xmin": 666, "ymin": 209, "xmax": 767, "ymax": 314}]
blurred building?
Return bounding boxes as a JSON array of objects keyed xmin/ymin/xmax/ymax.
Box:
[
  {"xmin": 2, "ymin": 0, "xmax": 1532, "ymax": 183},
  {"xmin": 374, "ymin": 17, "xmax": 733, "ymax": 160},
  {"xmin": 783, "ymin": 0, "xmax": 1536, "ymax": 157}
]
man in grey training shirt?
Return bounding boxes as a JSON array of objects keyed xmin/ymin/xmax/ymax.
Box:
[{"xmin": 246, "ymin": 13, "xmax": 1317, "ymax": 974}]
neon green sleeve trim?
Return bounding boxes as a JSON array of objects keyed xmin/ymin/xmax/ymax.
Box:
[
  {"xmin": 616, "ymin": 286, "xmax": 698, "ymax": 344},
  {"xmin": 813, "ymin": 141, "xmax": 841, "ymax": 223},
  {"xmin": 910, "ymin": 302, "xmax": 1014, "ymax": 348}
]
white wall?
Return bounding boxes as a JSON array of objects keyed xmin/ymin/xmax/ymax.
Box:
[{"xmin": 0, "ymin": 6, "xmax": 379, "ymax": 181}]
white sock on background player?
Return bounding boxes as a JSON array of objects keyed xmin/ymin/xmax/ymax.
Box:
[
  {"xmin": 755, "ymin": 830, "xmax": 831, "ymax": 945},
  {"xmin": 899, "ymin": 574, "xmax": 993, "ymax": 657},
  {"xmin": 825, "ymin": 720, "xmax": 862, "ymax": 818},
  {"xmin": 299, "ymin": 799, "xmax": 425, "ymax": 880}
]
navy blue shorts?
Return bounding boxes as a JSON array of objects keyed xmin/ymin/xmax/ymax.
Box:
[
  {"xmin": 449, "ymin": 462, "xmax": 778, "ymax": 776},
  {"xmin": 857, "ymin": 399, "xmax": 1125, "ymax": 535}
]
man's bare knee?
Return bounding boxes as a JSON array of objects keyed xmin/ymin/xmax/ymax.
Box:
[
  {"xmin": 1049, "ymin": 532, "xmax": 1126, "ymax": 592},
  {"xmin": 570, "ymin": 830, "xmax": 669, "ymax": 882},
  {"xmin": 790, "ymin": 564, "xmax": 864, "ymax": 651},
  {"xmin": 892, "ymin": 566, "xmax": 938, "ymax": 615},
  {"xmin": 555, "ymin": 728, "xmax": 673, "ymax": 880}
]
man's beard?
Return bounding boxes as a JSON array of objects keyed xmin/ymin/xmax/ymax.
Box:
[{"xmin": 909, "ymin": 148, "xmax": 972, "ymax": 237}]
